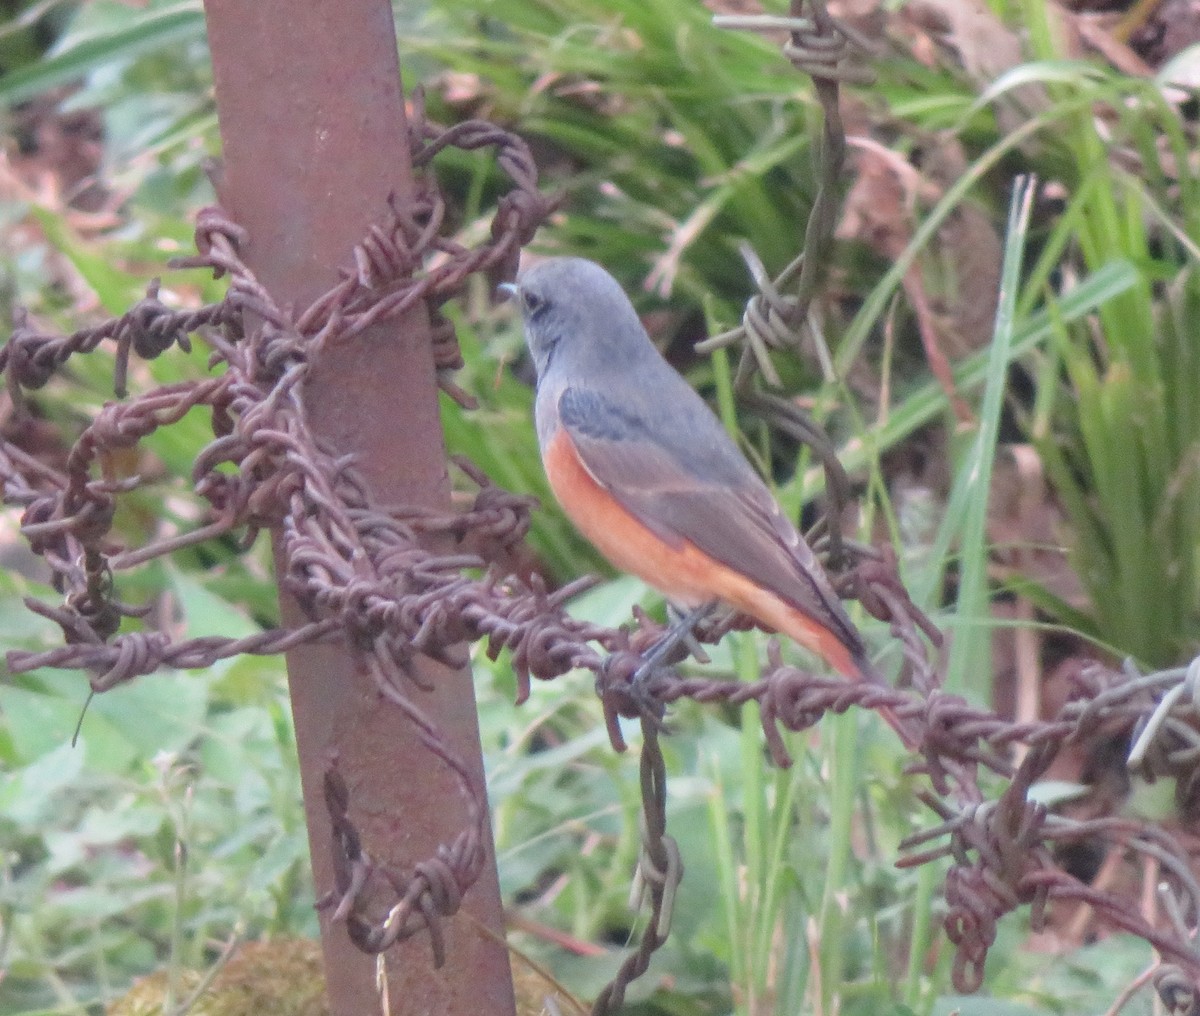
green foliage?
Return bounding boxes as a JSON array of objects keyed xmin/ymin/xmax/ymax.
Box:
[
  {"xmin": 0, "ymin": 1, "xmax": 205, "ymax": 108},
  {"xmin": 414, "ymin": 0, "xmax": 836, "ymax": 333},
  {"xmin": 0, "ymin": 569, "xmax": 312, "ymax": 1014},
  {"xmin": 1011, "ymin": 59, "xmax": 1200, "ymax": 666},
  {"xmin": 2, "ymin": 0, "xmax": 1197, "ymax": 1015}
]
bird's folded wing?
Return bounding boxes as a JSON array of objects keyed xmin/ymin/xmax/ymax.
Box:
[{"xmin": 558, "ymin": 386, "xmax": 860, "ymax": 652}]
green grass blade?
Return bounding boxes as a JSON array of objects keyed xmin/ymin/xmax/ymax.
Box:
[
  {"xmin": 806, "ymin": 259, "xmax": 1139, "ymax": 491},
  {"xmin": 0, "ymin": 3, "xmax": 206, "ymax": 106},
  {"xmin": 940, "ymin": 176, "xmax": 1036, "ymax": 696}
]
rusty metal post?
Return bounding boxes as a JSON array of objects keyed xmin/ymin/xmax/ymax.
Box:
[{"xmin": 201, "ymin": 3, "xmax": 515, "ymax": 1014}]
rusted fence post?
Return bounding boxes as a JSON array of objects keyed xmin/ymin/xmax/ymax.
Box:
[{"xmin": 201, "ymin": 2, "xmax": 515, "ymax": 1014}]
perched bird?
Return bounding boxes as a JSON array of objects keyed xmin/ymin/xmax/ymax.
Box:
[{"xmin": 503, "ymin": 258, "xmax": 902, "ymax": 728}]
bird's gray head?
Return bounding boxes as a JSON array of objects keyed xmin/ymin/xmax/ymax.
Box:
[{"xmin": 500, "ymin": 257, "xmax": 651, "ymax": 379}]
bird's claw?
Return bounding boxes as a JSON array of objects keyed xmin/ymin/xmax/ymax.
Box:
[{"xmin": 597, "ymin": 602, "xmax": 719, "ymax": 752}]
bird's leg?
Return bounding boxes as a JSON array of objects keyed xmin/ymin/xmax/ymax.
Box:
[
  {"xmin": 667, "ymin": 602, "xmax": 712, "ymax": 666},
  {"xmin": 632, "ymin": 601, "xmax": 718, "ymax": 687}
]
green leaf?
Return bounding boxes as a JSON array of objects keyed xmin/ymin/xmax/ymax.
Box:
[
  {"xmin": 0, "ymin": 740, "xmax": 84, "ymax": 825},
  {"xmin": 936, "ymin": 178, "xmax": 1036, "ymax": 695},
  {"xmin": 86, "ymin": 670, "xmax": 210, "ymax": 756},
  {"xmin": 0, "ymin": 677, "xmax": 135, "ymax": 772},
  {"xmin": 0, "ymin": 2, "xmax": 206, "ymax": 107}
]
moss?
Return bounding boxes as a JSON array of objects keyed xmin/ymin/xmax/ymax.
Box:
[{"xmin": 108, "ymin": 939, "xmax": 327, "ymax": 1016}]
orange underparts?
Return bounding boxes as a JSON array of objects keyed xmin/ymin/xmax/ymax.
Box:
[{"xmin": 543, "ymin": 428, "xmax": 860, "ymax": 680}]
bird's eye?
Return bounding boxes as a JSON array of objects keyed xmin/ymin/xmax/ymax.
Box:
[{"xmin": 522, "ymin": 291, "xmax": 547, "ymax": 317}]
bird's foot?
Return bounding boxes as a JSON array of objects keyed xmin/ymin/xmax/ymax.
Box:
[
  {"xmin": 597, "ymin": 603, "xmax": 720, "ymax": 752},
  {"xmin": 630, "ymin": 601, "xmax": 718, "ymax": 690}
]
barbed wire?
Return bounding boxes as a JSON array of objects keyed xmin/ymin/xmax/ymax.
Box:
[
  {"xmin": 695, "ymin": 0, "xmax": 882, "ymax": 566},
  {"xmin": 0, "ymin": 101, "xmax": 578, "ymax": 975}
]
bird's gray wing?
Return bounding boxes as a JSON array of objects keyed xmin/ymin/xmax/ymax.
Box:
[{"xmin": 557, "ymin": 385, "xmax": 860, "ymax": 652}]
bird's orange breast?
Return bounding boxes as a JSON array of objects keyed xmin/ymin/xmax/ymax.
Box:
[
  {"xmin": 543, "ymin": 427, "xmax": 717, "ymax": 606},
  {"xmin": 542, "ymin": 428, "xmax": 859, "ymax": 678}
]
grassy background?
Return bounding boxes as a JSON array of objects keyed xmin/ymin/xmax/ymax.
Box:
[{"xmin": 2, "ymin": 1, "xmax": 1195, "ymax": 1014}]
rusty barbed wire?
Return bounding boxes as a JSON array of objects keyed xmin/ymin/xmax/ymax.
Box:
[
  {"xmin": 701, "ymin": 1, "xmax": 875, "ymax": 377},
  {"xmin": 641, "ymin": 9, "xmax": 1197, "ymax": 1002},
  {"xmin": 695, "ymin": 0, "xmax": 882, "ymax": 565},
  {"xmin": 592, "ymin": 620, "xmax": 1200, "ymax": 1002},
  {"xmin": 590, "ymin": 718, "xmax": 681, "ymax": 1016},
  {"xmin": 0, "ymin": 104, "xmax": 571, "ymax": 973},
  {"xmin": 3, "ymin": 34, "xmax": 1200, "ymax": 1016}
]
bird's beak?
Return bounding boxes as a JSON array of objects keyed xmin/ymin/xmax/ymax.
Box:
[{"xmin": 497, "ymin": 282, "xmax": 519, "ymax": 302}]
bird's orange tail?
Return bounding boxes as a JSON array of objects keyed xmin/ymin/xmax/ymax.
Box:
[{"xmin": 774, "ymin": 603, "xmax": 920, "ymax": 751}]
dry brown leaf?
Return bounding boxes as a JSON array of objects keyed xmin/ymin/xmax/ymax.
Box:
[
  {"xmin": 1129, "ymin": 0, "xmax": 1200, "ymax": 66},
  {"xmin": 1074, "ymin": 12, "xmax": 1156, "ymax": 75},
  {"xmin": 898, "ymin": 0, "xmax": 1024, "ymax": 83},
  {"xmin": 839, "ymin": 136, "xmax": 974, "ymax": 422},
  {"xmin": 920, "ymin": 140, "xmax": 1002, "ymax": 359},
  {"xmin": 896, "ymin": 0, "xmax": 1049, "ymax": 129}
]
